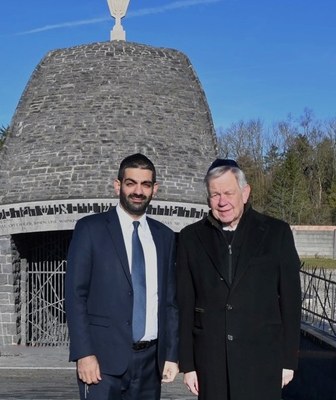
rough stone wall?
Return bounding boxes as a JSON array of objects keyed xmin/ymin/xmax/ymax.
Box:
[
  {"xmin": 0, "ymin": 235, "xmax": 21, "ymax": 345},
  {"xmin": 0, "ymin": 41, "xmax": 217, "ymax": 206}
]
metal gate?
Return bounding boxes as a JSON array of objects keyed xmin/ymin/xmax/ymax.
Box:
[{"xmin": 20, "ymin": 231, "xmax": 72, "ymax": 346}]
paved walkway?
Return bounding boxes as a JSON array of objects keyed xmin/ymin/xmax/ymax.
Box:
[
  {"xmin": 0, "ymin": 345, "xmax": 193, "ymax": 400},
  {"xmin": 1, "ymin": 333, "xmax": 336, "ymax": 400}
]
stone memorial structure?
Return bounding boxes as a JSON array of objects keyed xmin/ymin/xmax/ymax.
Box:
[
  {"xmin": 108, "ymin": 0, "xmax": 130, "ymax": 41},
  {"xmin": 0, "ymin": 28, "xmax": 217, "ymax": 344}
]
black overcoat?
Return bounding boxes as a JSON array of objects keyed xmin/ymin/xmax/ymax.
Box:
[{"xmin": 177, "ymin": 206, "xmax": 301, "ymax": 400}]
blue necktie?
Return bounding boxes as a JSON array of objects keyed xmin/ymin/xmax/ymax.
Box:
[{"xmin": 131, "ymin": 221, "xmax": 146, "ymax": 342}]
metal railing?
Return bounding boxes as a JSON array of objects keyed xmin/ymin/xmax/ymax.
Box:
[{"xmin": 300, "ymin": 266, "xmax": 336, "ymax": 338}]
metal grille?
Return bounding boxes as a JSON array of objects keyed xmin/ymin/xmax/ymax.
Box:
[
  {"xmin": 21, "ymin": 231, "xmax": 72, "ymax": 346},
  {"xmin": 301, "ymin": 267, "xmax": 336, "ymax": 338}
]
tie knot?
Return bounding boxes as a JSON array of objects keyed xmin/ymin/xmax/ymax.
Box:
[{"xmin": 133, "ymin": 221, "xmax": 140, "ymax": 231}]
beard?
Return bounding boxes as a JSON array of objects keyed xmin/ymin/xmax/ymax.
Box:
[{"xmin": 119, "ymin": 189, "xmax": 152, "ymax": 217}]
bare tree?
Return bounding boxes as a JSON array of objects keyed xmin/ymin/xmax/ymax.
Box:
[{"xmin": 216, "ymin": 111, "xmax": 336, "ymax": 224}]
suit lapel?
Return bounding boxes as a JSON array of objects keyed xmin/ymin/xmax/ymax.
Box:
[
  {"xmin": 105, "ymin": 208, "xmax": 132, "ymax": 286},
  {"xmin": 194, "ymin": 221, "xmax": 230, "ymax": 286},
  {"xmin": 231, "ymin": 212, "xmax": 269, "ymax": 290}
]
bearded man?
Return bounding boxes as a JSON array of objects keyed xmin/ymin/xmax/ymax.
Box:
[{"xmin": 66, "ymin": 153, "xmax": 178, "ymax": 400}]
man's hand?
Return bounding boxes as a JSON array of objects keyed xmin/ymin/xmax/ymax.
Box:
[
  {"xmin": 77, "ymin": 355, "xmax": 102, "ymax": 384},
  {"xmin": 282, "ymin": 368, "xmax": 294, "ymax": 388},
  {"xmin": 162, "ymin": 361, "xmax": 179, "ymax": 383},
  {"xmin": 184, "ymin": 371, "xmax": 199, "ymax": 395}
]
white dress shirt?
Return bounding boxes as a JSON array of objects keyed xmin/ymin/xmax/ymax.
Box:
[{"xmin": 116, "ymin": 203, "xmax": 158, "ymax": 341}]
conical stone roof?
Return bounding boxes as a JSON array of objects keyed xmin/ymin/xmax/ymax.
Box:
[{"xmin": 0, "ymin": 41, "xmax": 217, "ymax": 206}]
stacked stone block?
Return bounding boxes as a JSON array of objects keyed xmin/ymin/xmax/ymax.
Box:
[
  {"xmin": 0, "ymin": 236, "xmax": 21, "ymax": 345},
  {"xmin": 0, "ymin": 40, "xmax": 217, "ymax": 346},
  {"xmin": 0, "ymin": 41, "xmax": 217, "ymax": 205}
]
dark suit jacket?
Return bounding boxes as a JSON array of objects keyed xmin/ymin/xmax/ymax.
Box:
[
  {"xmin": 65, "ymin": 207, "xmax": 178, "ymax": 376},
  {"xmin": 177, "ymin": 206, "xmax": 301, "ymax": 400}
]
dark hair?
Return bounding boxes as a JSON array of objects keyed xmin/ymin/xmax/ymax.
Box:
[
  {"xmin": 118, "ymin": 153, "xmax": 156, "ymax": 182},
  {"xmin": 207, "ymin": 158, "xmax": 240, "ymax": 173}
]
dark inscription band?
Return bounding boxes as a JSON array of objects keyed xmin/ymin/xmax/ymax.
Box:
[{"xmin": 0, "ymin": 199, "xmax": 208, "ymax": 235}]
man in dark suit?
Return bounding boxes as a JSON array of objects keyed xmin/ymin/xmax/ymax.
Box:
[
  {"xmin": 65, "ymin": 153, "xmax": 179, "ymax": 400},
  {"xmin": 177, "ymin": 158, "xmax": 301, "ymax": 400}
]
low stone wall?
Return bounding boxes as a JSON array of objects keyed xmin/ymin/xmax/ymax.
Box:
[
  {"xmin": 292, "ymin": 226, "xmax": 336, "ymax": 259},
  {"xmin": 0, "ymin": 235, "xmax": 21, "ymax": 346}
]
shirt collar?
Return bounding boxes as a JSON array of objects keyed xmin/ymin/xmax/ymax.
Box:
[{"xmin": 116, "ymin": 203, "xmax": 148, "ymax": 231}]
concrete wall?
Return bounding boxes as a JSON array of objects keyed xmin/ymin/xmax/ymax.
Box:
[{"xmin": 292, "ymin": 226, "xmax": 336, "ymax": 259}]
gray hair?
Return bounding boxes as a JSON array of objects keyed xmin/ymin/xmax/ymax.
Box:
[{"xmin": 204, "ymin": 166, "xmax": 248, "ymax": 195}]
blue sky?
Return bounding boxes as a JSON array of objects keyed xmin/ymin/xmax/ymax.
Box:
[{"xmin": 1, "ymin": 0, "xmax": 335, "ymax": 131}]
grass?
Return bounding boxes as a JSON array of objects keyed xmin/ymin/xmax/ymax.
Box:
[{"xmin": 301, "ymin": 258, "xmax": 336, "ymax": 269}]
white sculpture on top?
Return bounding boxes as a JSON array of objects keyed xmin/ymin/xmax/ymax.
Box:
[{"xmin": 107, "ymin": 0, "xmax": 130, "ymax": 41}]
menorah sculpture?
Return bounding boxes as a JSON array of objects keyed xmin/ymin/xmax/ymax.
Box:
[{"xmin": 107, "ymin": 0, "xmax": 130, "ymax": 41}]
